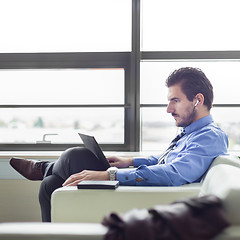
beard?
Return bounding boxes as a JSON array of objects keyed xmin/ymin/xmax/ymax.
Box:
[{"xmin": 173, "ymin": 107, "xmax": 197, "ymax": 127}]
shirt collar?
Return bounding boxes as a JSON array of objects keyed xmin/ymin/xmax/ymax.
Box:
[{"xmin": 183, "ymin": 115, "xmax": 213, "ymax": 135}]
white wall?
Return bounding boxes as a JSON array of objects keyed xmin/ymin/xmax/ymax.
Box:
[
  {"xmin": 0, "ymin": 180, "xmax": 41, "ymax": 222},
  {"xmin": 0, "ymin": 153, "xmax": 59, "ymax": 222}
]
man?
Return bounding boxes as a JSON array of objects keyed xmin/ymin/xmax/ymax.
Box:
[{"xmin": 10, "ymin": 67, "xmax": 228, "ymax": 222}]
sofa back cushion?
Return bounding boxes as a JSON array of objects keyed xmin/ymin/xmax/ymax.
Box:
[
  {"xmin": 200, "ymin": 154, "xmax": 240, "ymax": 183},
  {"xmin": 210, "ymin": 154, "xmax": 240, "ymax": 168}
]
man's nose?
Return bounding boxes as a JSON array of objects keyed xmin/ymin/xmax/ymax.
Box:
[{"xmin": 166, "ymin": 103, "xmax": 173, "ymax": 113}]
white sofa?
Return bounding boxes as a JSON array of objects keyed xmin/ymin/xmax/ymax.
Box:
[
  {"xmin": 1, "ymin": 154, "xmax": 240, "ymax": 240},
  {"xmin": 51, "ymin": 154, "xmax": 240, "ymax": 224}
]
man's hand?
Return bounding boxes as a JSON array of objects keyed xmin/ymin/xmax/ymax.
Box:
[
  {"xmin": 107, "ymin": 156, "xmax": 133, "ymax": 168},
  {"xmin": 62, "ymin": 170, "xmax": 109, "ymax": 187}
]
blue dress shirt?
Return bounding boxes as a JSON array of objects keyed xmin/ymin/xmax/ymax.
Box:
[{"xmin": 116, "ymin": 115, "xmax": 228, "ymax": 186}]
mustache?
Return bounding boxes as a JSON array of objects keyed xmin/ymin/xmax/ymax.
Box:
[{"xmin": 172, "ymin": 113, "xmax": 178, "ymax": 117}]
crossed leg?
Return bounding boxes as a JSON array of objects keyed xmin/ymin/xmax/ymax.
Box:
[{"xmin": 38, "ymin": 147, "xmax": 107, "ymax": 222}]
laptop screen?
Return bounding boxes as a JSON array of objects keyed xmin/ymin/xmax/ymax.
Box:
[{"xmin": 78, "ymin": 133, "xmax": 110, "ymax": 169}]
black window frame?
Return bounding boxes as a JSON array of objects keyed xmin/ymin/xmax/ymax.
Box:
[
  {"xmin": 0, "ymin": 0, "xmax": 142, "ymax": 152},
  {"xmin": 0, "ymin": 52, "xmax": 138, "ymax": 151},
  {"xmin": 1, "ymin": 0, "xmax": 240, "ymax": 152}
]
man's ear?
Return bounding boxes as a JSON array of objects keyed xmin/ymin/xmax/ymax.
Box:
[{"xmin": 194, "ymin": 93, "xmax": 204, "ymax": 106}]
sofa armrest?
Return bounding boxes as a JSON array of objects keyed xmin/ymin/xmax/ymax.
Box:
[{"xmin": 51, "ymin": 184, "xmax": 200, "ymax": 223}]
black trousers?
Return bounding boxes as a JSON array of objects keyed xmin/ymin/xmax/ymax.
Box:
[{"xmin": 39, "ymin": 147, "xmax": 108, "ymax": 222}]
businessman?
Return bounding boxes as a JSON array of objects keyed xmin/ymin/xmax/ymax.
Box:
[{"xmin": 10, "ymin": 67, "xmax": 228, "ymax": 222}]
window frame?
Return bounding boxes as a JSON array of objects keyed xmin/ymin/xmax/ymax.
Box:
[
  {"xmin": 0, "ymin": 52, "xmax": 137, "ymax": 151},
  {"xmin": 1, "ymin": 0, "xmax": 240, "ymax": 152},
  {"xmin": 0, "ymin": 0, "xmax": 141, "ymax": 152},
  {"xmin": 140, "ymin": 51, "xmax": 240, "ymax": 151}
]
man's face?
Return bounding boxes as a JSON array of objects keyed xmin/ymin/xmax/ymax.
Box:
[{"xmin": 167, "ymin": 84, "xmax": 196, "ymax": 127}]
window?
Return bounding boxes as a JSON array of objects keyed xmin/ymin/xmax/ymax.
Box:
[
  {"xmin": 1, "ymin": 0, "xmax": 240, "ymax": 152},
  {"xmin": 0, "ymin": 52, "xmax": 132, "ymax": 151},
  {"xmin": 0, "ymin": 69, "xmax": 124, "ymax": 105},
  {"xmin": 0, "ymin": 0, "xmax": 133, "ymax": 151},
  {"xmin": 1, "ymin": 107, "xmax": 124, "ymax": 144},
  {"xmin": 0, "ymin": 68, "xmax": 125, "ymax": 144},
  {"xmin": 141, "ymin": 0, "xmax": 240, "ymax": 51},
  {"xmin": 141, "ymin": 61, "xmax": 240, "ymax": 105},
  {"xmin": 140, "ymin": 61, "xmax": 240, "ymax": 151},
  {"xmin": 0, "ymin": 0, "xmax": 131, "ymax": 52},
  {"xmin": 140, "ymin": 0, "xmax": 240, "ymax": 153}
]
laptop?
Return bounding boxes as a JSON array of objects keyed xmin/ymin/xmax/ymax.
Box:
[{"xmin": 78, "ymin": 133, "xmax": 110, "ymax": 169}]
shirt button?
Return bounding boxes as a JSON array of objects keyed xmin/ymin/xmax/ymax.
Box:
[{"xmin": 125, "ymin": 177, "xmax": 128, "ymax": 180}]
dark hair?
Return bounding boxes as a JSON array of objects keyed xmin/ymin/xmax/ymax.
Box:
[{"xmin": 166, "ymin": 67, "xmax": 213, "ymax": 110}]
